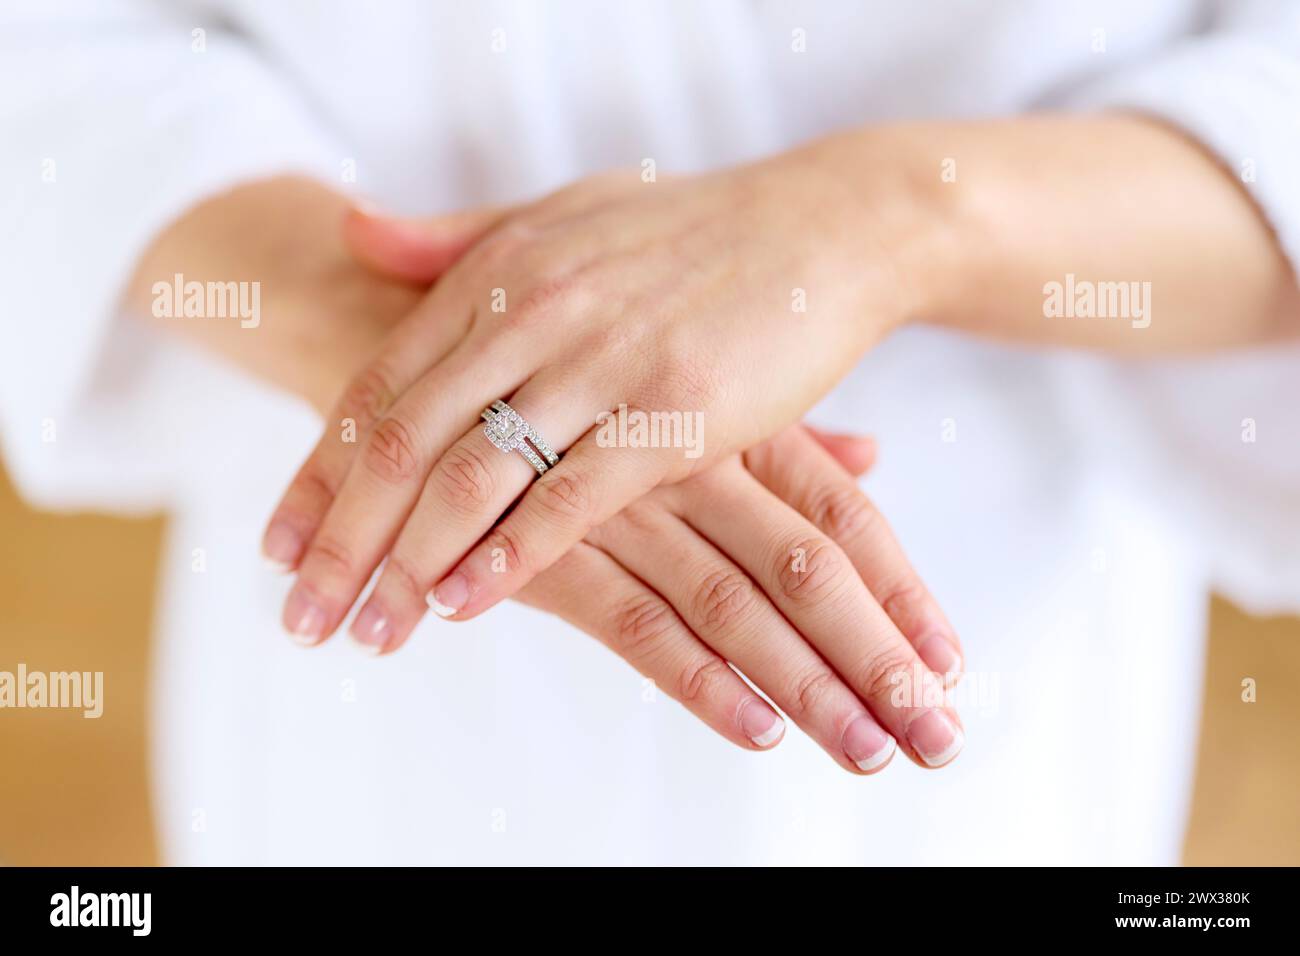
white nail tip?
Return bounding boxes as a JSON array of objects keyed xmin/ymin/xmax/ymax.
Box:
[
  {"xmin": 854, "ymin": 737, "xmax": 896, "ymax": 773},
  {"xmin": 919, "ymin": 723, "xmax": 965, "ymax": 768},
  {"xmin": 749, "ymin": 717, "xmax": 785, "ymax": 748},
  {"xmin": 426, "ymin": 593, "xmax": 457, "ymax": 618},
  {"xmin": 263, "ymin": 555, "xmax": 292, "ymax": 574}
]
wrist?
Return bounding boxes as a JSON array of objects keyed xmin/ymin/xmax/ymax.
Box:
[{"xmin": 772, "ymin": 126, "xmax": 975, "ymax": 349}]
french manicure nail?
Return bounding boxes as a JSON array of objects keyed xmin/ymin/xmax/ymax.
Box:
[
  {"xmin": 740, "ymin": 699, "xmax": 784, "ymax": 748},
  {"xmin": 916, "ymin": 633, "xmax": 963, "ymax": 682},
  {"xmin": 284, "ymin": 586, "xmax": 328, "ymax": 645},
  {"xmin": 906, "ymin": 709, "xmax": 964, "ymax": 767},
  {"xmin": 350, "ymin": 604, "xmax": 391, "ymax": 654},
  {"xmin": 428, "ymin": 572, "xmax": 470, "ymax": 618},
  {"xmin": 842, "ymin": 714, "xmax": 896, "ymax": 772},
  {"xmin": 262, "ymin": 523, "xmax": 303, "ymax": 573}
]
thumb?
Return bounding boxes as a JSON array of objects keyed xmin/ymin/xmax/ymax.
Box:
[
  {"xmin": 342, "ymin": 202, "xmax": 512, "ymax": 283},
  {"xmin": 803, "ymin": 426, "xmax": 877, "ymax": 478}
]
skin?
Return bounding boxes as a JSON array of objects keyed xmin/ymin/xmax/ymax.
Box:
[
  {"xmin": 125, "ymin": 177, "xmax": 423, "ymax": 414},
  {"xmin": 263, "ymin": 114, "xmax": 1297, "ymax": 662},
  {"xmin": 509, "ymin": 428, "xmax": 964, "ymax": 773},
  {"xmin": 128, "ymin": 113, "xmax": 1300, "ymax": 773},
  {"xmin": 351, "ymin": 214, "xmax": 968, "ymax": 771},
  {"xmin": 125, "ymin": 177, "xmax": 966, "ymax": 772}
]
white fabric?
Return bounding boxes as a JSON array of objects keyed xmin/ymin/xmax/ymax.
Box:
[{"xmin": 1, "ymin": 0, "xmax": 1297, "ymax": 864}]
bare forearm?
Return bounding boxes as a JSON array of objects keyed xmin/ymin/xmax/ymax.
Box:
[
  {"xmin": 800, "ymin": 115, "xmax": 1299, "ymax": 354},
  {"xmin": 124, "ymin": 176, "xmax": 416, "ymax": 413}
]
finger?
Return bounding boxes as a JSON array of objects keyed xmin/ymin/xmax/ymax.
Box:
[
  {"xmin": 513, "ymin": 542, "xmax": 785, "ymax": 751},
  {"xmin": 676, "ymin": 467, "xmax": 964, "ymax": 769},
  {"xmin": 746, "ymin": 426, "xmax": 964, "ymax": 684},
  {"xmin": 278, "ymin": 342, "xmax": 535, "ymax": 644},
  {"xmin": 347, "ymin": 380, "xmax": 606, "ymax": 654},
  {"xmin": 260, "ymin": 280, "xmax": 476, "ymax": 575},
  {"xmin": 343, "ymin": 203, "xmax": 512, "ymax": 283},
  {"xmin": 261, "ymin": 202, "xmax": 514, "ymax": 577},
  {"xmin": 586, "ymin": 501, "xmax": 896, "ymax": 774},
  {"xmin": 803, "ymin": 426, "xmax": 877, "ymax": 477},
  {"xmin": 426, "ymin": 432, "xmax": 668, "ymax": 622}
]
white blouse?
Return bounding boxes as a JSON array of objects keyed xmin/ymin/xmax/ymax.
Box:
[{"xmin": 2, "ymin": 0, "xmax": 1297, "ymax": 864}]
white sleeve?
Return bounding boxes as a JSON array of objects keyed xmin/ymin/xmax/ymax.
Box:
[
  {"xmin": 1057, "ymin": 0, "xmax": 1300, "ymax": 277},
  {"xmin": 1055, "ymin": 0, "xmax": 1300, "ymax": 614},
  {"xmin": 0, "ymin": 0, "xmax": 342, "ymax": 510}
]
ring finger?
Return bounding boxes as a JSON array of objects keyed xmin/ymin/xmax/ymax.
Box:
[{"xmin": 347, "ymin": 375, "xmax": 605, "ymax": 653}]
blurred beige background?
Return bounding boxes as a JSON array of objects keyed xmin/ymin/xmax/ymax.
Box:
[{"xmin": 1, "ymin": 460, "xmax": 1296, "ymax": 866}]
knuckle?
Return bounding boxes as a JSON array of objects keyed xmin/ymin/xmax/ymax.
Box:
[
  {"xmin": 292, "ymin": 460, "xmax": 339, "ymax": 511},
  {"xmin": 466, "ymin": 220, "xmax": 532, "ymax": 275},
  {"xmin": 777, "ymin": 537, "xmax": 848, "ymax": 607},
  {"xmin": 304, "ymin": 533, "xmax": 355, "ymax": 581},
  {"xmin": 853, "ymin": 647, "xmax": 917, "ymax": 705},
  {"xmin": 611, "ymin": 595, "xmax": 679, "ymax": 659},
  {"xmin": 533, "ymin": 470, "xmax": 594, "ymax": 527},
  {"xmin": 515, "ymin": 274, "xmax": 576, "ymax": 321},
  {"xmin": 501, "ymin": 268, "xmax": 601, "ymax": 335},
  {"xmin": 809, "ymin": 485, "xmax": 876, "ymax": 545},
  {"xmin": 484, "ymin": 523, "xmax": 526, "ymax": 575},
  {"xmin": 877, "ymin": 578, "xmax": 928, "ymax": 625},
  {"xmin": 693, "ymin": 568, "xmax": 759, "ymax": 634},
  {"xmin": 644, "ymin": 349, "xmax": 722, "ymax": 411},
  {"xmin": 338, "ymin": 362, "xmax": 399, "ymax": 431},
  {"xmin": 787, "ymin": 668, "xmax": 840, "ymax": 722},
  {"xmin": 431, "ymin": 443, "xmax": 498, "ymax": 512},
  {"xmin": 677, "ymin": 656, "xmax": 735, "ymax": 707},
  {"xmin": 363, "ymin": 415, "xmax": 422, "ymax": 485},
  {"xmin": 613, "ymin": 501, "xmax": 662, "ymax": 537},
  {"xmin": 382, "ymin": 552, "xmax": 427, "ymax": 600}
]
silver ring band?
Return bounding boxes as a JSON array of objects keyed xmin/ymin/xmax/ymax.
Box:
[{"xmin": 481, "ymin": 399, "xmax": 560, "ymax": 477}]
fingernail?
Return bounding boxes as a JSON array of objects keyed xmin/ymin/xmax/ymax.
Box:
[
  {"xmin": 739, "ymin": 699, "xmax": 784, "ymax": 748},
  {"xmin": 842, "ymin": 714, "xmax": 896, "ymax": 772},
  {"xmin": 428, "ymin": 572, "xmax": 470, "ymax": 618},
  {"xmin": 262, "ymin": 523, "xmax": 303, "ymax": 573},
  {"xmin": 906, "ymin": 709, "xmax": 964, "ymax": 767},
  {"xmin": 916, "ymin": 633, "xmax": 963, "ymax": 683},
  {"xmin": 284, "ymin": 585, "xmax": 328, "ymax": 645},
  {"xmin": 350, "ymin": 604, "xmax": 391, "ymax": 654}
]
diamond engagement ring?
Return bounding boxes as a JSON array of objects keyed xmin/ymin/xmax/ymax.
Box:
[{"xmin": 481, "ymin": 399, "xmax": 560, "ymax": 476}]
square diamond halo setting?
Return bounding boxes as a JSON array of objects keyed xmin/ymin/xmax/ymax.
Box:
[
  {"xmin": 483, "ymin": 405, "xmax": 526, "ymax": 453},
  {"xmin": 481, "ymin": 399, "xmax": 559, "ymax": 476}
]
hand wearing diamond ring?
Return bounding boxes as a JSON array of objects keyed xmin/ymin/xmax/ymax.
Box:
[
  {"xmin": 265, "ymin": 155, "xmax": 920, "ymax": 637},
  {"xmin": 261, "ymin": 163, "xmax": 971, "ymax": 770}
]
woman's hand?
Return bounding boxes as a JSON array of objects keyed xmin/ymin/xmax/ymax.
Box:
[
  {"xmin": 504, "ymin": 424, "xmax": 965, "ymax": 771},
  {"xmin": 126, "ymin": 172, "xmax": 964, "ymax": 771},
  {"xmin": 263, "ymin": 147, "xmax": 942, "ymax": 642},
  {"xmin": 351, "ymin": 415, "xmax": 968, "ymax": 772},
  {"xmin": 291, "ymin": 200, "xmax": 964, "ymax": 772}
]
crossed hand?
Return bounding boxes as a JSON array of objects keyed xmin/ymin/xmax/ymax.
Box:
[{"xmin": 263, "ymin": 172, "xmax": 964, "ymax": 773}]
